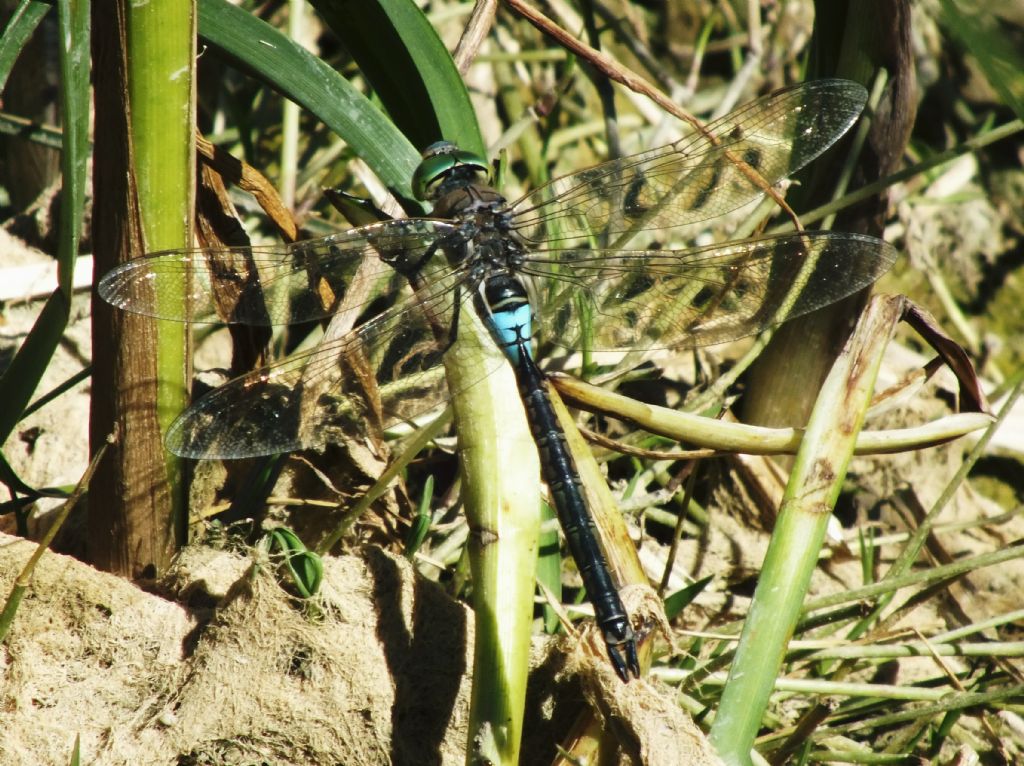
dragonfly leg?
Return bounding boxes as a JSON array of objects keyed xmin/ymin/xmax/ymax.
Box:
[
  {"xmin": 387, "ymin": 235, "xmax": 442, "ymax": 284},
  {"xmin": 439, "ymin": 280, "xmax": 463, "ymax": 355},
  {"xmin": 395, "ymin": 228, "xmax": 467, "ymax": 285}
]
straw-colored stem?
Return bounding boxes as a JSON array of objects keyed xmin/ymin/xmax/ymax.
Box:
[{"xmin": 550, "ymin": 374, "xmax": 991, "ymax": 455}]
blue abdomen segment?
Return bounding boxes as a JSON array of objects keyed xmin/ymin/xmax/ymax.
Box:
[
  {"xmin": 490, "ymin": 302, "xmax": 532, "ymax": 365},
  {"xmin": 481, "ymin": 272, "xmax": 533, "ymax": 365}
]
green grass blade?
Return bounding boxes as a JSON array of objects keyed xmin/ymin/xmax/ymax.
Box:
[
  {"xmin": 0, "ymin": 451, "xmax": 71, "ymax": 500},
  {"xmin": 0, "ymin": 0, "xmax": 88, "ymax": 447},
  {"xmin": 0, "ymin": 0, "xmax": 50, "ymax": 91},
  {"xmin": 537, "ymin": 500, "xmax": 562, "ymax": 634},
  {"xmin": 55, "ymin": 0, "xmax": 90, "ymax": 291},
  {"xmin": 311, "ymin": 0, "xmax": 484, "ymax": 157},
  {"xmin": 403, "ymin": 474, "xmax": 434, "ymax": 559},
  {"xmin": 1, "ymin": 436, "xmax": 109, "ymax": 644},
  {"xmin": 937, "ymin": 0, "xmax": 1024, "ymax": 119},
  {"xmin": 198, "ymin": 0, "xmax": 422, "ymax": 203},
  {"xmin": 664, "ymin": 575, "xmax": 713, "ymax": 621},
  {"xmin": 21, "ymin": 366, "xmax": 92, "ymax": 420},
  {"xmin": 0, "ymin": 299, "xmax": 72, "ymax": 446}
]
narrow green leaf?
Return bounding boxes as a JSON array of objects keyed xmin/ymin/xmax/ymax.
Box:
[
  {"xmin": 198, "ymin": 0, "xmax": 422, "ymax": 203},
  {"xmin": 21, "ymin": 366, "xmax": 92, "ymax": 420},
  {"xmin": 0, "ymin": 0, "xmax": 50, "ymax": 91},
  {"xmin": 56, "ymin": 0, "xmax": 90, "ymax": 291},
  {"xmin": 0, "ymin": 299, "xmax": 72, "ymax": 445},
  {"xmin": 663, "ymin": 575, "xmax": 713, "ymax": 621},
  {"xmin": 0, "ymin": 0, "xmax": 89, "ymax": 446},
  {"xmin": 938, "ymin": 0, "xmax": 1024, "ymax": 119},
  {"xmin": 0, "ymin": 451, "xmax": 71, "ymax": 500},
  {"xmin": 404, "ymin": 474, "xmax": 434, "ymax": 558},
  {"xmin": 311, "ymin": 0, "xmax": 484, "ymax": 157},
  {"xmin": 0, "ymin": 583, "xmax": 28, "ymax": 645},
  {"xmin": 536, "ymin": 500, "xmax": 563, "ymax": 634}
]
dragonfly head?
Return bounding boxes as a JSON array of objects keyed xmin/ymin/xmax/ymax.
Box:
[{"xmin": 413, "ymin": 141, "xmax": 490, "ymax": 203}]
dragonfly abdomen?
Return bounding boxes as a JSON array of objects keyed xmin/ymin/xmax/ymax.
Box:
[
  {"xmin": 478, "ymin": 272, "xmax": 640, "ymax": 681},
  {"xmin": 512, "ymin": 331, "xmax": 639, "ymax": 681}
]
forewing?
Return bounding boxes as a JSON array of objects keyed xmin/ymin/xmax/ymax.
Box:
[
  {"xmin": 526, "ymin": 233, "xmax": 898, "ymax": 352},
  {"xmin": 164, "ymin": 268, "xmax": 475, "ymax": 459},
  {"xmin": 509, "ymin": 80, "xmax": 867, "ymax": 247},
  {"xmin": 97, "ymin": 218, "xmax": 458, "ymax": 325}
]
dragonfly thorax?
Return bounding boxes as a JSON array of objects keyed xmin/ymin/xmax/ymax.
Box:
[
  {"xmin": 413, "ymin": 142, "xmax": 527, "ymax": 277},
  {"xmin": 428, "ymin": 176, "xmax": 527, "ymax": 286},
  {"xmin": 430, "ymin": 180, "xmax": 505, "ymax": 220}
]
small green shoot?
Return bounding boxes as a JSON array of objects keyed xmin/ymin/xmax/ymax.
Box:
[
  {"xmin": 260, "ymin": 527, "xmax": 324, "ymax": 599},
  {"xmin": 404, "ymin": 474, "xmax": 435, "ymax": 559}
]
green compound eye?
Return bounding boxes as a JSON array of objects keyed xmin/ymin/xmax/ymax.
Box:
[{"xmin": 412, "ymin": 141, "xmax": 490, "ymax": 201}]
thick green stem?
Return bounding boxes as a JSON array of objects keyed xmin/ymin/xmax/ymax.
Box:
[
  {"xmin": 126, "ymin": 2, "xmax": 195, "ymax": 455},
  {"xmin": 89, "ymin": 2, "xmax": 195, "ymax": 575},
  {"xmin": 710, "ymin": 296, "xmax": 903, "ymax": 764},
  {"xmin": 444, "ymin": 301, "xmax": 540, "ymax": 766}
]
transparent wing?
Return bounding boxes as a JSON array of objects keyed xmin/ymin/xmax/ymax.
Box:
[
  {"xmin": 509, "ymin": 80, "xmax": 868, "ymax": 247},
  {"xmin": 97, "ymin": 218, "xmax": 459, "ymax": 325},
  {"xmin": 525, "ymin": 232, "xmax": 898, "ymax": 352},
  {"xmin": 163, "ymin": 268, "xmax": 495, "ymax": 459}
]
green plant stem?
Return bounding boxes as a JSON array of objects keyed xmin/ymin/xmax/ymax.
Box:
[
  {"xmin": 709, "ymin": 295, "xmax": 903, "ymax": 764},
  {"xmin": 802, "ymin": 686, "xmax": 1024, "ymax": 737},
  {"xmin": 443, "ymin": 300, "xmax": 539, "ymax": 766},
  {"xmin": 803, "ymin": 543, "xmax": 1024, "ymax": 614},
  {"xmin": 126, "ymin": 0, "xmax": 195, "ymax": 556},
  {"xmin": 550, "ymin": 374, "xmax": 991, "ymax": 455},
  {"xmin": 0, "ymin": 0, "xmax": 88, "ymax": 448},
  {"xmin": 683, "ymin": 674, "xmax": 995, "ymax": 702},
  {"xmin": 0, "ymin": 435, "xmax": 111, "ymax": 643}
]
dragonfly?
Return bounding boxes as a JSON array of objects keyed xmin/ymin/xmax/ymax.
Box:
[{"xmin": 99, "ymin": 79, "xmax": 898, "ymax": 679}]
